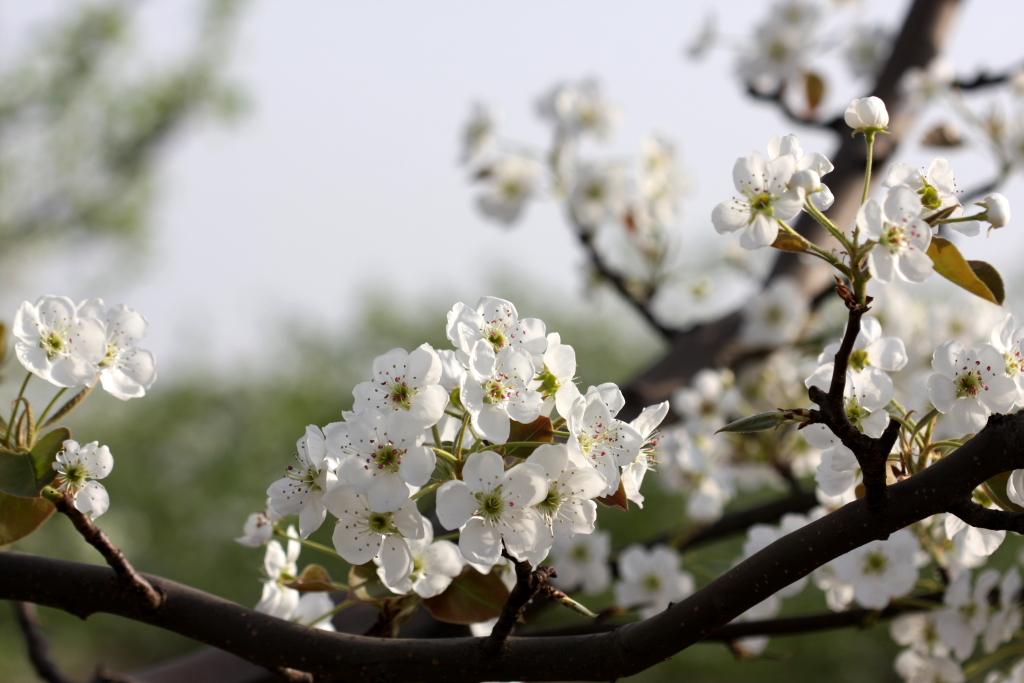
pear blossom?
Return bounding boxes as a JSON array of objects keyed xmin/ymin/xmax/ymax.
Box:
[
  {"xmin": 13, "ymin": 295, "xmax": 105, "ymax": 388},
  {"xmin": 844, "ymin": 96, "xmax": 889, "ymax": 133},
  {"xmin": 978, "ymin": 192, "xmax": 1011, "ymax": 229},
  {"xmin": 894, "ymin": 650, "xmax": 964, "ymax": 683},
  {"xmin": 639, "ymin": 135, "xmax": 687, "ymax": 227},
  {"xmin": 805, "ymin": 355, "xmax": 895, "ymax": 439},
  {"xmin": 352, "ymin": 344, "xmax": 448, "ymax": 431},
  {"xmin": 460, "ymin": 101, "xmax": 496, "ymax": 164},
  {"xmin": 568, "ymin": 162, "xmax": 628, "ymax": 229},
  {"xmin": 857, "ymin": 187, "xmax": 934, "ymax": 283},
  {"xmin": 712, "ymin": 151, "xmax": 801, "ymax": 249},
  {"xmin": 292, "ymin": 592, "xmax": 338, "ymax": 631},
  {"xmin": 945, "ymin": 509, "xmax": 1005, "ymax": 562},
  {"xmin": 254, "ymin": 532, "xmax": 300, "ymax": 619},
  {"xmin": 831, "ymin": 528, "xmax": 920, "ymax": 609},
  {"xmin": 844, "ymin": 24, "xmax": 892, "ymax": 79},
  {"xmin": 659, "ymin": 429, "xmax": 735, "ymax": 521},
  {"xmin": 236, "ymin": 511, "xmax": 274, "ymax": 548},
  {"xmin": 886, "ymin": 158, "xmax": 979, "ymax": 236},
  {"xmin": 324, "ymin": 485, "xmax": 426, "ymax": 588},
  {"xmin": 527, "ymin": 444, "xmax": 606, "ymax": 541},
  {"xmin": 460, "ymin": 342, "xmax": 543, "ymax": 444},
  {"xmin": 267, "ymin": 426, "xmax": 338, "ymax": 537},
  {"xmin": 767, "ymin": 134, "xmax": 835, "ymax": 210},
  {"xmin": 76, "ymin": 299, "xmax": 157, "ymax": 400},
  {"xmin": 620, "ymin": 401, "xmax": 670, "ymax": 508},
  {"xmin": 446, "ymin": 296, "xmax": 547, "ymax": 362},
  {"xmin": 535, "ymin": 332, "xmax": 581, "ymax": 419},
  {"xmin": 337, "ymin": 413, "xmax": 434, "ymax": 512},
  {"xmin": 475, "ymin": 154, "xmax": 541, "ymax": 225},
  {"xmin": 376, "ymin": 518, "xmax": 464, "ymax": 598},
  {"xmin": 614, "ymin": 545, "xmax": 694, "ymax": 619},
  {"xmin": 737, "ymin": 9, "xmax": 817, "ymax": 91},
  {"xmin": 567, "ymin": 384, "xmax": 643, "ymax": 494},
  {"xmin": 935, "ymin": 569, "xmax": 1000, "ymax": 661},
  {"xmin": 740, "ymin": 278, "xmax": 809, "ymax": 346},
  {"xmin": 982, "ymin": 569, "xmax": 1022, "ymax": 654},
  {"xmin": 550, "ymin": 531, "xmax": 611, "ymax": 595},
  {"xmin": 890, "ymin": 611, "xmax": 947, "ymax": 656},
  {"xmin": 436, "ymin": 450, "xmax": 550, "ymax": 567},
  {"xmin": 52, "ymin": 439, "xmax": 114, "ymax": 519},
  {"xmin": 536, "ymin": 78, "xmax": 618, "ymax": 140},
  {"xmin": 926, "ymin": 341, "xmax": 1017, "ymax": 435},
  {"xmin": 811, "ymin": 315, "xmax": 908, "ymax": 391},
  {"xmin": 672, "ymin": 368, "xmax": 740, "ymax": 434}
]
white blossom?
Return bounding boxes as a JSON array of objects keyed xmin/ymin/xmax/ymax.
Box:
[
  {"xmin": 376, "ymin": 517, "xmax": 464, "ymax": 599},
  {"xmin": 13, "ymin": 296, "xmax": 105, "ymax": 388},
  {"xmin": 475, "ymin": 154, "xmax": 542, "ymax": 225},
  {"xmin": 436, "ymin": 450, "xmax": 550, "ymax": 568},
  {"xmin": 740, "ymin": 277, "xmax": 809, "ymax": 346},
  {"xmin": 927, "ymin": 341, "xmax": 1017, "ymax": 435},
  {"xmin": 614, "ymin": 545, "xmax": 694, "ymax": 619},
  {"xmin": 267, "ymin": 426, "xmax": 338, "ymax": 537},
  {"xmin": 857, "ymin": 187, "xmax": 934, "ymax": 283},
  {"xmin": 76, "ymin": 299, "xmax": 157, "ymax": 400},
  {"xmin": 712, "ymin": 150, "xmax": 801, "ymax": 249},
  {"xmin": 460, "ymin": 342, "xmax": 543, "ymax": 444},
  {"xmin": 844, "ymin": 96, "xmax": 890, "ymax": 132},
  {"xmin": 527, "ymin": 444, "xmax": 606, "ymax": 541},
  {"xmin": 567, "ymin": 384, "xmax": 643, "ymax": 495},
  {"xmin": 52, "ymin": 439, "xmax": 114, "ymax": 519},
  {"xmin": 352, "ymin": 344, "xmax": 449, "ymax": 431},
  {"xmin": 831, "ymin": 528, "xmax": 920, "ymax": 609},
  {"xmin": 550, "ymin": 531, "xmax": 611, "ymax": 595}
]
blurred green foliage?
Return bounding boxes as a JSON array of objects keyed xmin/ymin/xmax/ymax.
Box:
[{"xmin": 0, "ymin": 0, "xmax": 245, "ymax": 274}]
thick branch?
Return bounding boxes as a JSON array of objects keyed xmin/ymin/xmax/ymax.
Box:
[
  {"xmin": 5, "ymin": 412, "xmax": 1022, "ymax": 682},
  {"xmin": 622, "ymin": 0, "xmax": 962, "ymax": 417},
  {"xmin": 953, "ymin": 62, "xmax": 1024, "ymax": 90},
  {"xmin": 487, "ymin": 560, "xmax": 555, "ymax": 653},
  {"xmin": 47, "ymin": 490, "xmax": 163, "ymax": 610}
]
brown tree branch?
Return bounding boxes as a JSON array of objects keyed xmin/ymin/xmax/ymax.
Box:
[
  {"xmin": 953, "ymin": 61, "xmax": 1024, "ymax": 90},
  {"xmin": 45, "ymin": 489, "xmax": 163, "ymax": 610},
  {"xmin": 486, "ymin": 560, "xmax": 556, "ymax": 653},
  {"xmin": 622, "ymin": 0, "xmax": 963, "ymax": 418},
  {"xmin": 948, "ymin": 498, "xmax": 1024, "ymax": 532},
  {"xmin": 13, "ymin": 602, "xmax": 76, "ymax": 683},
  {"xmin": 744, "ymin": 84, "xmax": 845, "ymax": 133},
  {"xmin": 4, "ymin": 410, "xmax": 1023, "ymax": 682}
]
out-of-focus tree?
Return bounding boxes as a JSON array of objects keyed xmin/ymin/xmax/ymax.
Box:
[{"xmin": 0, "ymin": 0, "xmax": 245, "ymax": 274}]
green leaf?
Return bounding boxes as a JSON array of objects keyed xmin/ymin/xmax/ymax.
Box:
[
  {"xmin": 347, "ymin": 563, "xmax": 392, "ymax": 603},
  {"xmin": 0, "ymin": 448, "xmax": 40, "ymax": 498},
  {"xmin": 716, "ymin": 411, "xmax": 787, "ymax": 434},
  {"xmin": 0, "ymin": 491, "xmax": 54, "ymax": 545},
  {"xmin": 422, "ymin": 568, "xmax": 511, "ymax": 625},
  {"xmin": 504, "ymin": 416, "xmax": 554, "ymax": 457},
  {"xmin": 30, "ymin": 427, "xmax": 69, "ymax": 490},
  {"xmin": 926, "ymin": 237, "xmax": 1003, "ymax": 305}
]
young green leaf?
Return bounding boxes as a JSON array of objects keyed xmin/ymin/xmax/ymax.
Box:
[
  {"xmin": 716, "ymin": 411, "xmax": 787, "ymax": 434},
  {"xmin": 0, "ymin": 491, "xmax": 54, "ymax": 545},
  {"xmin": 0, "ymin": 449, "xmax": 40, "ymax": 498},
  {"xmin": 30, "ymin": 427, "xmax": 69, "ymax": 490}
]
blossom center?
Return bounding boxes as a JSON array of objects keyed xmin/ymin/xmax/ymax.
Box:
[
  {"xmin": 388, "ymin": 381, "xmax": 416, "ymax": 410},
  {"xmin": 483, "ymin": 378, "xmax": 510, "ymax": 405},
  {"xmin": 955, "ymin": 371, "xmax": 984, "ymax": 398},
  {"xmin": 845, "ymin": 398, "xmax": 869, "ymax": 431},
  {"xmin": 849, "ymin": 349, "xmax": 870, "ymax": 372},
  {"xmin": 475, "ymin": 488, "xmax": 506, "ymax": 521},
  {"xmin": 61, "ymin": 463, "xmax": 87, "ymax": 488},
  {"xmin": 570, "ymin": 543, "xmax": 590, "ymax": 562},
  {"xmin": 41, "ymin": 330, "xmax": 67, "ymax": 360},
  {"xmin": 373, "ymin": 444, "xmax": 405, "ymax": 473},
  {"xmin": 501, "ymin": 178, "xmax": 524, "ymax": 200},
  {"xmin": 749, "ymin": 192, "xmax": 774, "ymax": 216},
  {"xmin": 537, "ymin": 483, "xmax": 563, "ymax": 515},
  {"xmin": 367, "ymin": 512, "xmax": 397, "ymax": 535},
  {"xmin": 537, "ymin": 366, "xmax": 561, "ymax": 398},
  {"xmin": 485, "ymin": 326, "xmax": 508, "ymax": 351},
  {"xmin": 862, "ymin": 551, "xmax": 888, "ymax": 575},
  {"xmin": 642, "ymin": 573, "xmax": 662, "ymax": 592},
  {"xmin": 98, "ymin": 342, "xmax": 119, "ymax": 369},
  {"xmin": 918, "ymin": 182, "xmax": 942, "ymax": 210},
  {"xmin": 881, "ymin": 224, "xmax": 907, "ymax": 253}
]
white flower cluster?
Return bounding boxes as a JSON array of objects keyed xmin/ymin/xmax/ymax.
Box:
[
  {"xmin": 13, "ymin": 295, "xmax": 157, "ymax": 399},
  {"xmin": 248, "ymin": 296, "xmax": 669, "ymax": 615}
]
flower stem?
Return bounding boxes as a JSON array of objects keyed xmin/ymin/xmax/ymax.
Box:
[
  {"xmin": 4, "ymin": 372, "xmax": 32, "ymax": 446},
  {"xmin": 273, "ymin": 527, "xmax": 340, "ymax": 560},
  {"xmin": 34, "ymin": 388, "xmax": 67, "ymax": 434},
  {"xmin": 861, "ymin": 131, "xmax": 876, "ymax": 206},
  {"xmin": 306, "ymin": 598, "xmax": 355, "ymax": 628}
]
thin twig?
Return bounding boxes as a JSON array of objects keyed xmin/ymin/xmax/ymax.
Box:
[
  {"xmin": 44, "ymin": 489, "xmax": 163, "ymax": 610},
  {"xmin": 13, "ymin": 602, "xmax": 75, "ymax": 683},
  {"xmin": 744, "ymin": 84, "xmax": 846, "ymax": 133}
]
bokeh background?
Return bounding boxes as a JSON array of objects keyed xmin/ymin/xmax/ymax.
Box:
[{"xmin": 2, "ymin": 1, "xmax": 1023, "ymax": 681}]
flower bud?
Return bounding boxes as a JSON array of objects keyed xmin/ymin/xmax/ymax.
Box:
[
  {"xmin": 844, "ymin": 96, "xmax": 889, "ymax": 133},
  {"xmin": 977, "ymin": 192, "xmax": 1011, "ymax": 228},
  {"xmin": 791, "ymin": 169, "xmax": 821, "ymax": 195}
]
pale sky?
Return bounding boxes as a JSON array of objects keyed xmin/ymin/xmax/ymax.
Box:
[{"xmin": 5, "ymin": 0, "xmax": 1024, "ymax": 373}]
